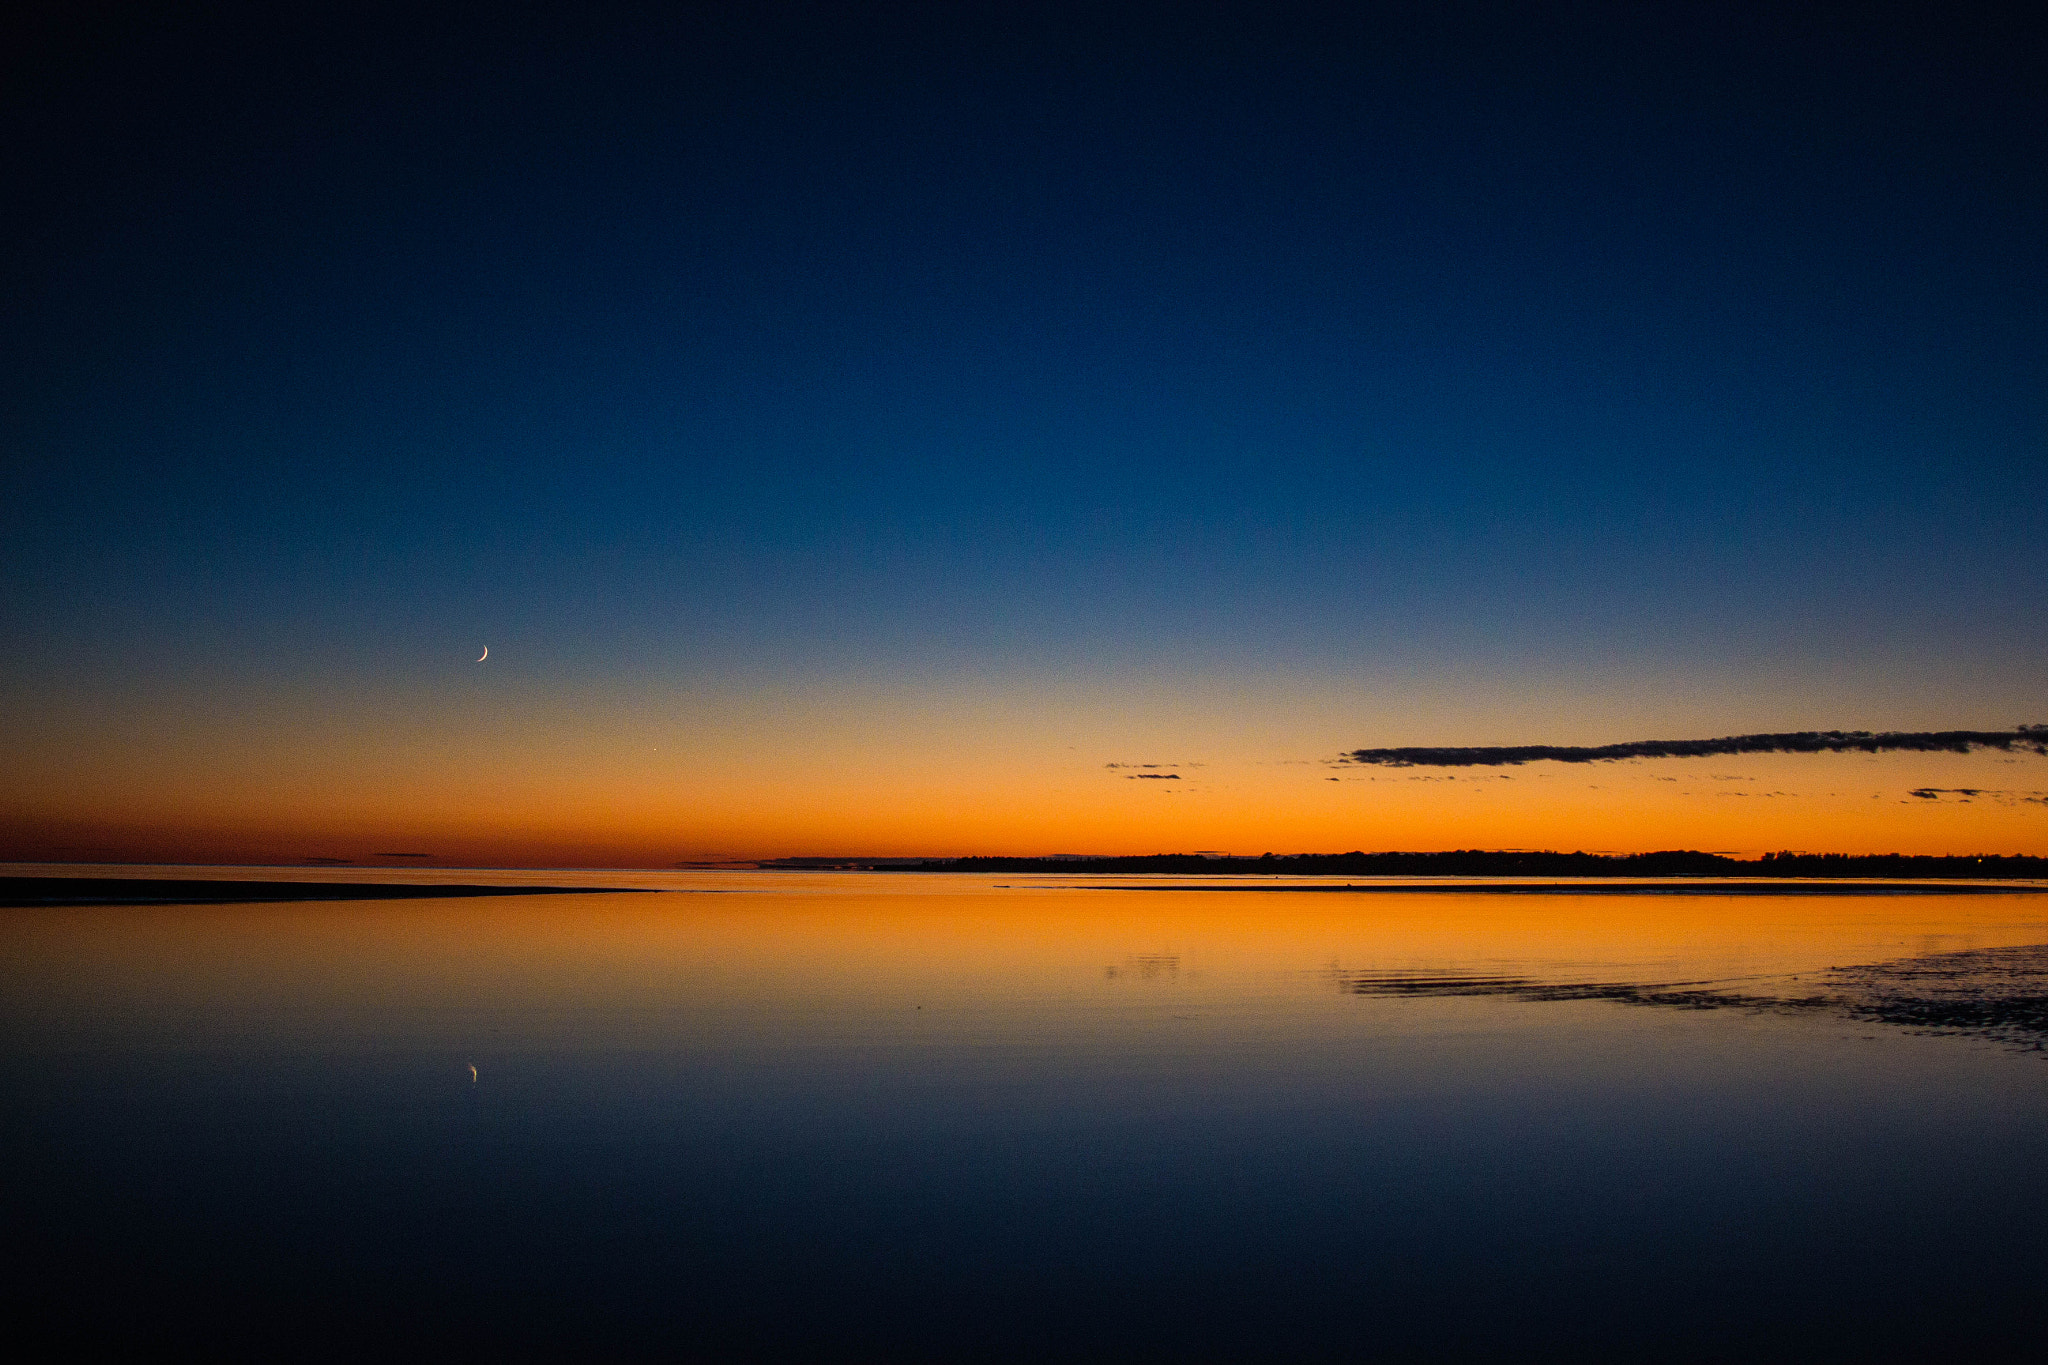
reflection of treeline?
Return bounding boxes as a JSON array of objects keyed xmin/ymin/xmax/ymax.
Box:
[{"xmin": 901, "ymin": 850, "xmax": 2048, "ymax": 878}]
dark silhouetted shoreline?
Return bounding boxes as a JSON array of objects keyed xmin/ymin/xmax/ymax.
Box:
[
  {"xmin": 891, "ymin": 851, "xmax": 2048, "ymax": 878},
  {"xmin": 0, "ymin": 878, "xmax": 654, "ymax": 907}
]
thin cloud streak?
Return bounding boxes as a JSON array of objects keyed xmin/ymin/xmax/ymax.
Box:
[
  {"xmin": 1339, "ymin": 726, "xmax": 2048, "ymax": 769},
  {"xmin": 1908, "ymin": 787, "xmax": 2048, "ymax": 806}
]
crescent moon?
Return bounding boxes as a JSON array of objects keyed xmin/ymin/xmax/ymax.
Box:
[{"xmin": 477, "ymin": 646, "xmax": 488, "ymax": 662}]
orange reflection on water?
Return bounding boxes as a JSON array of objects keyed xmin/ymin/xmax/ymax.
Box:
[{"xmin": 8, "ymin": 873, "xmax": 2048, "ymax": 1061}]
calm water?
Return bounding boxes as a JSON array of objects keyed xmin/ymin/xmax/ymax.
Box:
[{"xmin": 7, "ymin": 869, "xmax": 2048, "ymax": 1358}]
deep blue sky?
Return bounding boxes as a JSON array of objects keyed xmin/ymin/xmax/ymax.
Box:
[{"xmin": 6, "ymin": 1, "xmax": 2045, "ymax": 707}]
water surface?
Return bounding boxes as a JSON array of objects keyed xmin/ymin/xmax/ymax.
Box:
[{"xmin": 6, "ymin": 870, "xmax": 2048, "ymax": 1358}]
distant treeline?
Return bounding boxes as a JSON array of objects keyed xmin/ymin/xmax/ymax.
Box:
[{"xmin": 893, "ymin": 851, "xmax": 2048, "ymax": 878}]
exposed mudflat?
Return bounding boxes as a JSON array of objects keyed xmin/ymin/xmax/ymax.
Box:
[{"xmin": 1342, "ymin": 941, "xmax": 2048, "ymax": 1050}]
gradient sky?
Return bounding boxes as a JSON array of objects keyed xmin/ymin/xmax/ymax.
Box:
[{"xmin": 5, "ymin": 1, "xmax": 2045, "ymax": 863}]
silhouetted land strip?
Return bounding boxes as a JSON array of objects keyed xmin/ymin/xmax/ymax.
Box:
[
  {"xmin": 0, "ymin": 877, "xmax": 653, "ymax": 907},
  {"xmin": 1081, "ymin": 881, "xmax": 2048, "ymax": 896},
  {"xmin": 904, "ymin": 851, "xmax": 2048, "ymax": 878}
]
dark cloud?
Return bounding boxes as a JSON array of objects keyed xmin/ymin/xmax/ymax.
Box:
[
  {"xmin": 1906, "ymin": 788, "xmax": 2048, "ymax": 807},
  {"xmin": 1338, "ymin": 726, "xmax": 2048, "ymax": 769},
  {"xmin": 1126, "ymin": 773, "xmax": 1181, "ymax": 780},
  {"xmin": 1106, "ymin": 763, "xmax": 1203, "ymax": 770}
]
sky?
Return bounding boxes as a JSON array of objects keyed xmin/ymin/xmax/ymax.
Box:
[{"xmin": 4, "ymin": 1, "xmax": 2045, "ymax": 863}]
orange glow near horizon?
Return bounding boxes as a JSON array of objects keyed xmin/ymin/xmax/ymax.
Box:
[
  {"xmin": 5, "ymin": 670, "xmax": 2045, "ymax": 865},
  {"xmin": 8, "ymin": 744, "xmax": 2045, "ymax": 865}
]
